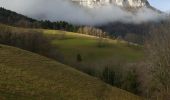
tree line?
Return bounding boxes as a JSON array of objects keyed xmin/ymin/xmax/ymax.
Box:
[{"xmin": 0, "ymin": 7, "xmax": 78, "ymax": 32}]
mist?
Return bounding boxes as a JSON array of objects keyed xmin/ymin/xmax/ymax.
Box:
[{"xmin": 0, "ymin": 0, "xmax": 166, "ymax": 25}]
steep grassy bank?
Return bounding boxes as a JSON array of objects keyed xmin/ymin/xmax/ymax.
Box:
[{"xmin": 0, "ymin": 44, "xmax": 141, "ymax": 100}]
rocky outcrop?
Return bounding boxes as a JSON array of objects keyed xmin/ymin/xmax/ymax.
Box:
[
  {"xmin": 71, "ymin": 0, "xmax": 150, "ymax": 8},
  {"xmin": 113, "ymin": 0, "xmax": 150, "ymax": 7}
]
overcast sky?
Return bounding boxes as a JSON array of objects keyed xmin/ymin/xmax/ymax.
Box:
[
  {"xmin": 0, "ymin": 0, "xmax": 167, "ymax": 25},
  {"xmin": 0, "ymin": 0, "xmax": 169, "ymax": 12},
  {"xmin": 149, "ymin": 0, "xmax": 170, "ymax": 12}
]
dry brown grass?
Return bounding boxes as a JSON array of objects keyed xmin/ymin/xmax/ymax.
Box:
[{"xmin": 0, "ymin": 44, "xmax": 142, "ymax": 100}]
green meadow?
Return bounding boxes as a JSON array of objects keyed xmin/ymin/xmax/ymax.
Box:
[{"xmin": 42, "ymin": 29, "xmax": 143, "ymax": 68}]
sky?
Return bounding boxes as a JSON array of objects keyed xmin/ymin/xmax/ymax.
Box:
[{"xmin": 149, "ymin": 0, "xmax": 170, "ymax": 12}]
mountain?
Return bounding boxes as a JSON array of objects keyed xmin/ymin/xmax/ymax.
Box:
[
  {"xmin": 113, "ymin": 0, "xmax": 150, "ymax": 8},
  {"xmin": 71, "ymin": 0, "xmax": 150, "ymax": 8}
]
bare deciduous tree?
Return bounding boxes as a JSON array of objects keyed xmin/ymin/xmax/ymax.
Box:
[{"xmin": 145, "ymin": 24, "xmax": 170, "ymax": 99}]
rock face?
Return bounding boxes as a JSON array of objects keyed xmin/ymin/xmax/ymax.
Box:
[
  {"xmin": 71, "ymin": 0, "xmax": 150, "ymax": 8},
  {"xmin": 113, "ymin": 0, "xmax": 149, "ymax": 7}
]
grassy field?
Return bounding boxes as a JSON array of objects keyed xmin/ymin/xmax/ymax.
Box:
[
  {"xmin": 0, "ymin": 24, "xmax": 144, "ymax": 69},
  {"xmin": 0, "ymin": 23, "xmax": 144, "ymax": 73},
  {"xmin": 44, "ymin": 30, "xmax": 143, "ymax": 61},
  {"xmin": 42, "ymin": 29, "xmax": 144, "ymax": 70},
  {"xmin": 0, "ymin": 44, "xmax": 141, "ymax": 100}
]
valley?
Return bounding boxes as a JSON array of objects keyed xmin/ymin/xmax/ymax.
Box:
[{"xmin": 0, "ymin": 0, "xmax": 170, "ymax": 100}]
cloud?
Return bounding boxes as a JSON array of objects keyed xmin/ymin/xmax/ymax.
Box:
[{"xmin": 0, "ymin": 0, "xmax": 166, "ymax": 25}]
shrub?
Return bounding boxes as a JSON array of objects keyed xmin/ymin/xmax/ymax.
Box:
[
  {"xmin": 102, "ymin": 67, "xmax": 116, "ymax": 85},
  {"xmin": 76, "ymin": 53, "xmax": 82, "ymax": 62},
  {"xmin": 101, "ymin": 66, "xmax": 140, "ymax": 94},
  {"xmin": 0, "ymin": 28, "xmax": 51, "ymax": 56},
  {"xmin": 101, "ymin": 67, "xmax": 122, "ymax": 87},
  {"xmin": 122, "ymin": 69, "xmax": 140, "ymax": 94}
]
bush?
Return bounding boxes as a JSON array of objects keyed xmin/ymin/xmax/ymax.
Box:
[
  {"xmin": 76, "ymin": 53, "xmax": 82, "ymax": 62},
  {"xmin": 102, "ymin": 67, "xmax": 116, "ymax": 85},
  {"xmin": 122, "ymin": 69, "xmax": 140, "ymax": 94},
  {"xmin": 0, "ymin": 28, "xmax": 51, "ymax": 56},
  {"xmin": 101, "ymin": 66, "xmax": 140, "ymax": 94},
  {"xmin": 101, "ymin": 67, "xmax": 122, "ymax": 87}
]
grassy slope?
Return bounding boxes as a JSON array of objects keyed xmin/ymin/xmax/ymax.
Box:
[
  {"xmin": 0, "ymin": 24, "xmax": 143, "ymax": 64},
  {"xmin": 45, "ymin": 30, "xmax": 143, "ymax": 60},
  {"xmin": 0, "ymin": 44, "xmax": 141, "ymax": 100},
  {"xmin": 42, "ymin": 29, "xmax": 143, "ymax": 69},
  {"xmin": 0, "ymin": 23, "xmax": 144, "ymax": 62}
]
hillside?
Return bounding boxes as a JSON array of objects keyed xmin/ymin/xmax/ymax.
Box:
[
  {"xmin": 0, "ymin": 23, "xmax": 144, "ymax": 93},
  {"xmin": 0, "ymin": 7, "xmax": 77, "ymax": 31},
  {"xmin": 0, "ymin": 24, "xmax": 143, "ymax": 71},
  {"xmin": 0, "ymin": 7, "xmax": 162, "ymax": 45},
  {"xmin": 43, "ymin": 29, "xmax": 143, "ymax": 64},
  {"xmin": 0, "ymin": 7, "xmax": 36, "ymax": 25},
  {"xmin": 0, "ymin": 1, "xmax": 169, "ymax": 99},
  {"xmin": 0, "ymin": 44, "xmax": 141, "ymax": 100}
]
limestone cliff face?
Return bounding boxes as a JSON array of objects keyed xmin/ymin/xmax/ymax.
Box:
[
  {"xmin": 71, "ymin": 0, "xmax": 150, "ymax": 8},
  {"xmin": 113, "ymin": 0, "xmax": 150, "ymax": 7}
]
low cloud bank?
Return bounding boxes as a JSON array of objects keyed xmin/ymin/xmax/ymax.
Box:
[{"xmin": 0, "ymin": 0, "xmax": 166, "ymax": 25}]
